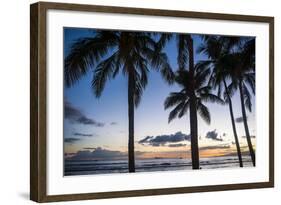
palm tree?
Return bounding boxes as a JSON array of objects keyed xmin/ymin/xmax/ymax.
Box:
[
  {"xmin": 164, "ymin": 64, "xmax": 224, "ymax": 169},
  {"xmin": 226, "ymin": 39, "xmax": 256, "ymax": 166},
  {"xmin": 158, "ymin": 34, "xmax": 203, "ymax": 169},
  {"xmin": 64, "ymin": 31, "xmax": 174, "ymax": 172},
  {"xmin": 198, "ymin": 35, "xmax": 244, "ymax": 167}
]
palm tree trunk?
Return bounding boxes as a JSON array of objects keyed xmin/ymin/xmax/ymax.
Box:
[
  {"xmin": 238, "ymin": 80, "xmax": 255, "ymax": 166},
  {"xmin": 223, "ymin": 79, "xmax": 243, "ymax": 167},
  {"xmin": 187, "ymin": 35, "xmax": 200, "ymax": 169},
  {"xmin": 128, "ymin": 72, "xmax": 135, "ymax": 172},
  {"xmin": 190, "ymin": 93, "xmax": 200, "ymax": 169}
]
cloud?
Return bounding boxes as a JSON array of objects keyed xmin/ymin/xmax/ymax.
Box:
[
  {"xmin": 83, "ymin": 147, "xmax": 96, "ymax": 150},
  {"xmin": 138, "ymin": 132, "xmax": 190, "ymax": 147},
  {"xmin": 242, "ymin": 135, "xmax": 256, "ymax": 139},
  {"xmin": 64, "ymin": 153, "xmax": 76, "ymax": 158},
  {"xmin": 200, "ymin": 144, "xmax": 230, "ymax": 151},
  {"xmin": 64, "ymin": 138, "xmax": 81, "ymax": 144},
  {"xmin": 73, "ymin": 132, "xmax": 94, "ymax": 137},
  {"xmin": 168, "ymin": 143, "xmax": 186, "ymax": 147},
  {"xmin": 64, "ymin": 101, "xmax": 105, "ymax": 127},
  {"xmin": 110, "ymin": 122, "xmax": 118, "ymax": 125},
  {"xmin": 138, "ymin": 136, "xmax": 153, "ymax": 144},
  {"xmin": 77, "ymin": 117, "xmax": 104, "ymax": 126},
  {"xmin": 70, "ymin": 147, "xmax": 126, "ymax": 160},
  {"xmin": 235, "ymin": 116, "xmax": 247, "ymax": 123},
  {"xmin": 205, "ymin": 130, "xmax": 223, "ymax": 141}
]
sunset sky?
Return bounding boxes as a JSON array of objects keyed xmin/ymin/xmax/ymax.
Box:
[{"xmin": 63, "ymin": 28, "xmax": 256, "ymax": 161}]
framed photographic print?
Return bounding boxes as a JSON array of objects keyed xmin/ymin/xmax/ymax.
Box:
[{"xmin": 30, "ymin": 1, "xmax": 274, "ymax": 202}]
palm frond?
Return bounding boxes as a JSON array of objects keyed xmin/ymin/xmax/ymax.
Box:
[
  {"xmin": 196, "ymin": 85, "xmax": 211, "ymax": 94},
  {"xmin": 175, "ymin": 70, "xmax": 192, "ymax": 88},
  {"xmin": 226, "ymin": 82, "xmax": 238, "ymax": 98},
  {"xmin": 135, "ymin": 58, "xmax": 149, "ymax": 88},
  {"xmin": 65, "ymin": 33, "xmax": 118, "ymax": 87},
  {"xmin": 91, "ymin": 52, "xmax": 119, "ymax": 97},
  {"xmin": 151, "ymin": 52, "xmax": 174, "ymax": 84},
  {"xmin": 243, "ymin": 83, "xmax": 252, "ymax": 112},
  {"xmin": 156, "ymin": 33, "xmax": 173, "ymax": 50},
  {"xmin": 134, "ymin": 79, "xmax": 144, "ymax": 107},
  {"xmin": 178, "ymin": 102, "xmax": 190, "ymax": 118},
  {"xmin": 217, "ymin": 82, "xmax": 222, "ymax": 99},
  {"xmin": 168, "ymin": 102, "xmax": 186, "ymax": 123},
  {"xmin": 244, "ymin": 72, "xmax": 255, "ymax": 95},
  {"xmin": 195, "ymin": 68, "xmax": 211, "ymax": 89},
  {"xmin": 198, "ymin": 36, "xmax": 222, "ymax": 59},
  {"xmin": 243, "ymin": 38, "xmax": 255, "ymax": 64},
  {"xmin": 164, "ymin": 92, "xmax": 187, "ymax": 109},
  {"xmin": 200, "ymin": 93, "xmax": 225, "ymax": 105},
  {"xmin": 177, "ymin": 34, "xmax": 190, "ymax": 70},
  {"xmin": 219, "ymin": 36, "xmax": 242, "ymax": 52},
  {"xmin": 133, "ymin": 68, "xmax": 148, "ymax": 107},
  {"xmin": 141, "ymin": 47, "xmax": 175, "ymax": 84},
  {"xmin": 195, "ymin": 60, "xmax": 213, "ymax": 73},
  {"xmin": 197, "ymin": 102, "xmax": 211, "ymax": 124}
]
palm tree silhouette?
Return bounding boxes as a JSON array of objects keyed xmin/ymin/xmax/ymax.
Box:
[
  {"xmin": 164, "ymin": 64, "xmax": 224, "ymax": 169},
  {"xmin": 64, "ymin": 31, "xmax": 174, "ymax": 172},
  {"xmin": 198, "ymin": 35, "xmax": 244, "ymax": 167},
  {"xmin": 225, "ymin": 38, "xmax": 256, "ymax": 166},
  {"xmin": 158, "ymin": 34, "xmax": 202, "ymax": 169}
]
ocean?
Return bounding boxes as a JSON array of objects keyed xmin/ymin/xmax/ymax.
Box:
[{"xmin": 64, "ymin": 156, "xmax": 253, "ymax": 176}]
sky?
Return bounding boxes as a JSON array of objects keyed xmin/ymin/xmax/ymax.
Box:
[{"xmin": 63, "ymin": 27, "xmax": 256, "ymax": 161}]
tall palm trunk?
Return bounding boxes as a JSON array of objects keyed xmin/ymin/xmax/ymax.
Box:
[
  {"xmin": 190, "ymin": 93, "xmax": 200, "ymax": 169},
  {"xmin": 238, "ymin": 80, "xmax": 255, "ymax": 166},
  {"xmin": 187, "ymin": 35, "xmax": 200, "ymax": 169},
  {"xmin": 223, "ymin": 79, "xmax": 243, "ymax": 167},
  {"xmin": 128, "ymin": 71, "xmax": 135, "ymax": 172}
]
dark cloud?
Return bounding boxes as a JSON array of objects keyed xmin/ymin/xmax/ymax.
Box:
[
  {"xmin": 110, "ymin": 122, "xmax": 118, "ymax": 125},
  {"xmin": 77, "ymin": 116, "xmax": 103, "ymax": 126},
  {"xmin": 64, "ymin": 101, "xmax": 105, "ymax": 127},
  {"xmin": 73, "ymin": 132, "xmax": 93, "ymax": 137},
  {"xmin": 235, "ymin": 116, "xmax": 247, "ymax": 123},
  {"xmin": 138, "ymin": 136, "xmax": 153, "ymax": 144},
  {"xmin": 138, "ymin": 132, "xmax": 190, "ymax": 147},
  {"xmin": 168, "ymin": 143, "xmax": 186, "ymax": 147},
  {"xmin": 70, "ymin": 147, "xmax": 126, "ymax": 160},
  {"xmin": 205, "ymin": 130, "xmax": 223, "ymax": 141},
  {"xmin": 83, "ymin": 147, "xmax": 96, "ymax": 150},
  {"xmin": 200, "ymin": 144, "xmax": 231, "ymax": 151},
  {"xmin": 64, "ymin": 101, "xmax": 81, "ymax": 118},
  {"xmin": 242, "ymin": 135, "xmax": 256, "ymax": 138},
  {"xmin": 64, "ymin": 138, "xmax": 81, "ymax": 144}
]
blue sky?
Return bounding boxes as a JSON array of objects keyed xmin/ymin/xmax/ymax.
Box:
[{"xmin": 63, "ymin": 27, "xmax": 256, "ymax": 159}]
